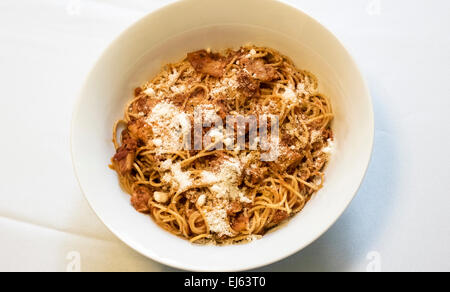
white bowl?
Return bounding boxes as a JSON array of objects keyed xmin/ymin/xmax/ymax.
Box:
[{"xmin": 71, "ymin": 0, "xmax": 374, "ymax": 271}]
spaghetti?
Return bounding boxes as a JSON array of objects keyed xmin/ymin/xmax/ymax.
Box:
[{"xmin": 110, "ymin": 46, "xmax": 334, "ymax": 245}]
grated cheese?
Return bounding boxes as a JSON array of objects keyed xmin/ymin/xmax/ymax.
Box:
[
  {"xmin": 143, "ymin": 87, "xmax": 155, "ymax": 97},
  {"xmin": 296, "ymin": 82, "xmax": 310, "ymax": 96},
  {"xmin": 310, "ymin": 130, "xmax": 322, "ymax": 143},
  {"xmin": 322, "ymin": 139, "xmax": 335, "ymax": 154},
  {"xmin": 208, "ymin": 158, "xmax": 250, "ymax": 203},
  {"xmin": 171, "ymin": 163, "xmax": 192, "ymax": 191},
  {"xmin": 170, "ymin": 84, "xmax": 186, "ymax": 94},
  {"xmin": 245, "ymin": 49, "xmax": 257, "ymax": 58},
  {"xmin": 146, "ymin": 102, "xmax": 191, "ymax": 154},
  {"xmin": 204, "ymin": 206, "xmax": 234, "ymax": 237},
  {"xmin": 246, "ymin": 234, "xmax": 262, "ymax": 242},
  {"xmin": 209, "ymin": 77, "xmax": 238, "ymax": 97},
  {"xmin": 197, "ymin": 194, "xmax": 206, "ymax": 206},
  {"xmin": 162, "ymin": 162, "xmax": 193, "ymax": 192},
  {"xmin": 160, "ymin": 159, "xmax": 173, "ymax": 170},
  {"xmin": 153, "ymin": 138, "xmax": 162, "ymax": 147},
  {"xmin": 168, "ymin": 70, "xmax": 178, "ymax": 85},
  {"xmin": 201, "ymin": 171, "xmax": 219, "ymax": 184},
  {"xmin": 281, "ymin": 84, "xmax": 298, "ymax": 108}
]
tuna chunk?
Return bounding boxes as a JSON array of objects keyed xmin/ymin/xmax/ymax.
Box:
[
  {"xmin": 127, "ymin": 119, "xmax": 152, "ymax": 143},
  {"xmin": 231, "ymin": 213, "xmax": 249, "ymax": 232},
  {"xmin": 131, "ymin": 186, "xmax": 152, "ymax": 212},
  {"xmin": 236, "ymin": 71, "xmax": 260, "ymax": 97},
  {"xmin": 272, "ymin": 210, "xmax": 288, "ymax": 224},
  {"xmin": 187, "ymin": 50, "xmax": 229, "ymax": 78},
  {"xmin": 270, "ymin": 144, "xmax": 303, "ymax": 173},
  {"xmin": 227, "ymin": 201, "xmax": 243, "ymax": 215},
  {"xmin": 113, "ymin": 132, "xmax": 137, "ymax": 175},
  {"xmin": 241, "ymin": 58, "xmax": 277, "ymax": 82},
  {"xmin": 244, "ymin": 166, "xmax": 268, "ymax": 185},
  {"xmin": 131, "ymin": 96, "xmax": 157, "ymax": 116}
]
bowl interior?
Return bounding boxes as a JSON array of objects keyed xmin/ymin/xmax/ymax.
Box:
[{"xmin": 72, "ymin": 0, "xmax": 373, "ymax": 271}]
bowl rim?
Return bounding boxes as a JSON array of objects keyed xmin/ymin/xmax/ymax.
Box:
[{"xmin": 70, "ymin": 0, "xmax": 374, "ymax": 271}]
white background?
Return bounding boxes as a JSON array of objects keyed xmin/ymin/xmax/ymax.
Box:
[{"xmin": 0, "ymin": 0, "xmax": 449, "ymax": 272}]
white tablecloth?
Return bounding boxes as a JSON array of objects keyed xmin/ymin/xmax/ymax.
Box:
[{"xmin": 0, "ymin": 0, "xmax": 449, "ymax": 272}]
